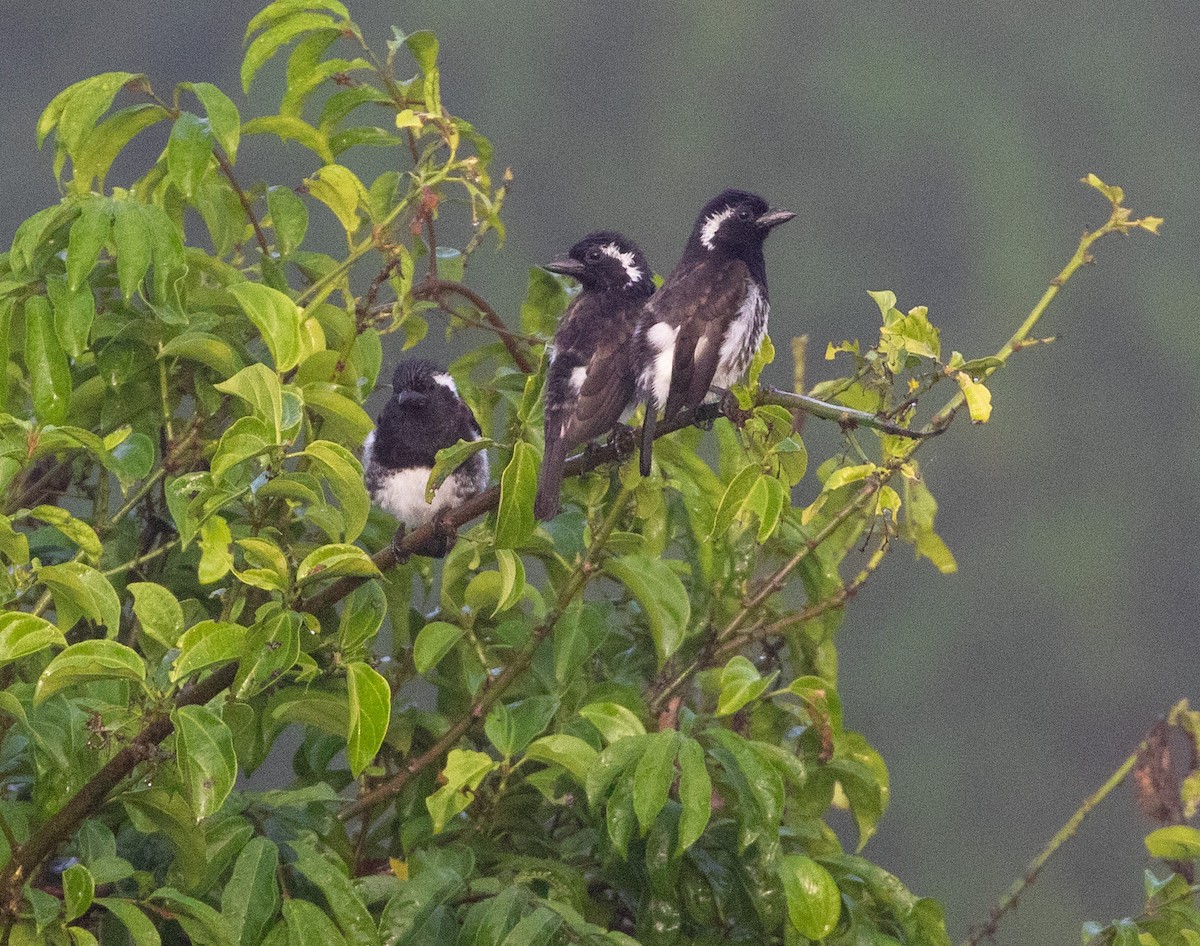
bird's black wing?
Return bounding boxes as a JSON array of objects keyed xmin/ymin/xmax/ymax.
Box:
[{"xmin": 660, "ymin": 258, "xmax": 750, "ymax": 418}]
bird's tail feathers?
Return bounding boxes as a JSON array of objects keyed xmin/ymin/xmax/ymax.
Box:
[
  {"xmin": 534, "ymin": 437, "xmax": 568, "ymax": 521},
  {"xmin": 639, "ymin": 398, "xmax": 657, "ymax": 478}
]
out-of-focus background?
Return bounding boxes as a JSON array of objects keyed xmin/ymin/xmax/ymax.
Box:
[{"xmin": 2, "ymin": 2, "xmax": 1194, "ymax": 942}]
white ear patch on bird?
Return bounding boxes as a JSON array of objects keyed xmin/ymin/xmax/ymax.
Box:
[
  {"xmin": 600, "ymin": 242, "xmax": 643, "ymax": 285},
  {"xmin": 433, "ymin": 372, "xmax": 458, "ymax": 394},
  {"xmin": 699, "ymin": 206, "xmax": 735, "ymax": 249}
]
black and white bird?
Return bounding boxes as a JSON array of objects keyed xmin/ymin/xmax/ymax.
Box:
[
  {"xmin": 363, "ymin": 359, "xmax": 489, "ymax": 557},
  {"xmin": 637, "ymin": 189, "xmax": 795, "ymax": 475},
  {"xmin": 535, "ymin": 231, "xmax": 654, "ymax": 520}
]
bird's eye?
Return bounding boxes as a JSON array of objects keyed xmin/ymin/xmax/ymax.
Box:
[
  {"xmin": 586, "ymin": 248, "xmax": 602, "ymax": 262},
  {"xmin": 737, "ymin": 207, "xmax": 753, "ymax": 221}
]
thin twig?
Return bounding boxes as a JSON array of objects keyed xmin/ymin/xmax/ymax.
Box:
[
  {"xmin": 337, "ymin": 479, "xmax": 634, "ymax": 822},
  {"xmin": 412, "ymin": 278, "xmax": 536, "ymax": 373},
  {"xmin": 963, "ymin": 699, "xmax": 1189, "ymax": 946},
  {"xmin": 213, "ymin": 150, "xmax": 271, "ymax": 259},
  {"xmin": 756, "ymin": 386, "xmax": 945, "ymax": 440}
]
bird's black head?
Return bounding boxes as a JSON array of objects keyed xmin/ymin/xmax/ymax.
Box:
[
  {"xmin": 542, "ymin": 230, "xmax": 654, "ymax": 296},
  {"xmin": 687, "ymin": 188, "xmax": 796, "ymax": 259},
  {"xmin": 389, "ymin": 359, "xmax": 459, "ymax": 407}
]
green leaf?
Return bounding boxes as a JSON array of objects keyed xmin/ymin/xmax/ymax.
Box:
[
  {"xmin": 296, "ymin": 543, "xmax": 380, "ymax": 586},
  {"xmin": 953, "ymin": 371, "xmax": 993, "ymax": 423},
  {"xmin": 824, "ymin": 462, "xmax": 877, "ymax": 492},
  {"xmin": 129, "ymin": 584, "xmax": 185, "ymax": 649},
  {"xmin": 779, "ymin": 854, "xmax": 841, "ymax": 939},
  {"xmin": 0, "ymin": 612, "xmax": 66, "ymax": 665},
  {"xmin": 24, "ymin": 295, "xmax": 71, "ymax": 423},
  {"xmin": 95, "ymin": 899, "xmax": 162, "ymax": 946},
  {"xmin": 222, "ymin": 837, "xmax": 280, "ymax": 946},
  {"xmin": 715, "ymin": 655, "xmax": 777, "ymax": 717},
  {"xmin": 491, "ymin": 549, "xmax": 526, "ymax": 617},
  {"xmin": 161, "ymin": 331, "xmax": 243, "ymax": 378},
  {"xmin": 35, "ymin": 640, "xmax": 145, "ymax": 704},
  {"xmin": 167, "ymin": 111, "xmax": 213, "ymax": 200},
  {"xmin": 676, "ymin": 737, "xmax": 711, "ymax": 855},
  {"xmin": 302, "ymin": 386, "xmax": 373, "ymax": 446},
  {"xmin": 499, "ymin": 908, "xmax": 561, "ymax": 946},
  {"xmin": 233, "ymin": 611, "xmax": 300, "ymax": 699},
  {"xmin": 173, "ymin": 704, "xmax": 236, "ymax": 820},
  {"xmin": 901, "ymin": 472, "xmax": 958, "ymax": 574},
  {"xmin": 216, "ymin": 363, "xmax": 284, "ymax": 438},
  {"xmin": 633, "ymin": 730, "xmax": 678, "ymax": 835},
  {"xmin": 289, "ymin": 841, "xmax": 379, "ymax": 946},
  {"xmin": 47, "ymin": 278, "xmax": 95, "ymax": 358},
  {"xmin": 267, "ymin": 185, "xmax": 308, "ymax": 256},
  {"xmin": 242, "ymin": 12, "xmax": 340, "ymax": 93},
  {"xmin": 413, "ymin": 621, "xmax": 464, "ymax": 674},
  {"xmin": 27, "ymin": 504, "xmax": 102, "ymax": 562},
  {"xmin": 76, "ymin": 103, "xmax": 170, "ymax": 192},
  {"xmin": 1145, "ymin": 825, "xmax": 1200, "ymax": 860},
  {"xmin": 525, "ymin": 734, "xmax": 598, "ymax": 785},
  {"xmin": 198, "ymin": 514, "xmax": 233, "ymax": 584},
  {"xmin": 707, "ymin": 463, "xmax": 760, "ymax": 539},
  {"xmin": 304, "ymin": 164, "xmax": 365, "ymax": 233},
  {"xmin": 62, "ymin": 863, "xmax": 94, "ymax": 922},
  {"xmin": 603, "ymin": 555, "xmax": 690, "ymax": 665},
  {"xmin": 66, "ymin": 197, "xmax": 112, "ymax": 292},
  {"xmin": 183, "ymin": 82, "xmax": 241, "ymax": 162},
  {"xmin": 171, "ymin": 620, "xmax": 244, "ymax": 683},
  {"xmin": 519, "ymin": 267, "xmax": 571, "ymax": 336},
  {"xmin": 426, "ymin": 438, "xmax": 493, "ymax": 502},
  {"xmin": 579, "ymin": 702, "xmax": 646, "ymax": 744},
  {"xmin": 38, "ymin": 560, "xmax": 120, "ymax": 635},
  {"xmin": 484, "ymin": 696, "xmax": 557, "ymax": 757},
  {"xmin": 337, "ymin": 581, "xmax": 386, "ymax": 656},
  {"xmin": 212, "ymin": 416, "xmax": 274, "ymax": 484},
  {"xmin": 346, "ymin": 661, "xmax": 390, "ymax": 777},
  {"xmin": 495, "ymin": 441, "xmax": 537, "ymax": 549},
  {"xmin": 304, "ymin": 440, "xmax": 368, "ymax": 542},
  {"xmin": 283, "ymin": 898, "xmax": 347, "ymax": 946},
  {"xmin": 426, "ymin": 748, "xmax": 495, "ymax": 833},
  {"xmin": 228, "ymin": 282, "xmax": 303, "ymax": 372},
  {"xmin": 241, "ymin": 114, "xmax": 334, "ymax": 164},
  {"xmin": 147, "ymin": 888, "xmax": 237, "ymax": 946}
]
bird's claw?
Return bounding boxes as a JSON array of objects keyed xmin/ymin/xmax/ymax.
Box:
[
  {"xmin": 608, "ymin": 423, "xmax": 636, "ymax": 462},
  {"xmin": 390, "ymin": 524, "xmax": 412, "ymax": 566}
]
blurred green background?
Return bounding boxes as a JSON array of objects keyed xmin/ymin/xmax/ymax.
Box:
[{"xmin": 2, "ymin": 2, "xmax": 1194, "ymax": 943}]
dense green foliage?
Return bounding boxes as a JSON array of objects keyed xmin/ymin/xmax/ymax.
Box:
[{"xmin": 0, "ymin": 3, "xmax": 1177, "ymax": 945}]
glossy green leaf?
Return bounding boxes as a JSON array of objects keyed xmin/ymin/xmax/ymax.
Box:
[
  {"xmin": 147, "ymin": 888, "xmax": 237, "ymax": 946},
  {"xmin": 494, "ymin": 440, "xmax": 537, "ymax": 549},
  {"xmin": 707, "ymin": 462, "xmax": 760, "ymax": 539},
  {"xmin": 233, "ymin": 611, "xmax": 301, "ymax": 699},
  {"xmin": 604, "ymin": 555, "xmax": 690, "ymax": 665},
  {"xmin": 27, "ymin": 504, "xmax": 102, "ymax": 562},
  {"xmin": 0, "ymin": 612, "xmax": 66, "ymax": 665},
  {"xmin": 484, "ymin": 695, "xmax": 557, "ymax": 757},
  {"xmin": 633, "ymin": 730, "xmax": 678, "ymax": 835},
  {"xmin": 35, "ymin": 640, "xmax": 145, "ymax": 703},
  {"xmin": 222, "ymin": 836, "xmax": 280, "ymax": 946},
  {"xmin": 173, "ymin": 704, "xmax": 236, "ymax": 820},
  {"xmin": 289, "ymin": 840, "xmax": 378, "ymax": 946},
  {"xmin": 346, "ymin": 660, "xmax": 390, "ymax": 777},
  {"xmin": 303, "ymin": 440, "xmax": 368, "ymax": 542},
  {"xmin": 579, "ymin": 702, "xmax": 646, "ymax": 744},
  {"xmin": 216, "ymin": 363, "xmax": 284, "ymax": 437},
  {"xmin": 779, "ymin": 854, "xmax": 841, "ymax": 939},
  {"xmin": 241, "ymin": 114, "xmax": 334, "ymax": 163},
  {"xmin": 1145, "ymin": 825, "xmax": 1200, "ymax": 860},
  {"xmin": 228, "ymin": 282, "xmax": 303, "ymax": 372},
  {"xmin": 426, "ymin": 437, "xmax": 493, "ymax": 502},
  {"xmin": 413, "ymin": 620, "xmax": 465, "ymax": 673},
  {"xmin": 283, "ymin": 898, "xmax": 347, "ymax": 946},
  {"xmin": 525, "ymin": 734, "xmax": 598, "ymax": 785},
  {"xmin": 296, "ymin": 543, "xmax": 380, "ymax": 586},
  {"xmin": 48, "ymin": 278, "xmax": 95, "ymax": 358},
  {"xmin": 161, "ymin": 331, "xmax": 243, "ymax": 378},
  {"xmin": 38, "ymin": 560, "xmax": 120, "ymax": 635},
  {"xmin": 184, "ymin": 81, "xmax": 241, "ymax": 162},
  {"xmin": 198, "ymin": 513, "xmax": 233, "ymax": 584},
  {"xmin": 167, "ymin": 111, "xmax": 213, "ymax": 200},
  {"xmin": 95, "ymin": 898, "xmax": 161, "ymax": 946},
  {"xmin": 716, "ymin": 655, "xmax": 777, "ymax": 717},
  {"xmin": 676, "ymin": 737, "xmax": 711, "ymax": 855},
  {"xmin": 76, "ymin": 103, "xmax": 170, "ymax": 192},
  {"xmin": 170, "ymin": 620, "xmax": 244, "ymax": 683},
  {"xmin": 337, "ymin": 580, "xmax": 387, "ymax": 656},
  {"xmin": 126, "ymin": 583, "xmax": 184, "ymax": 650},
  {"xmin": 426, "ymin": 748, "xmax": 495, "ymax": 833},
  {"xmin": 498, "ymin": 908, "xmax": 561, "ymax": 946},
  {"xmin": 267, "ymin": 185, "xmax": 308, "ymax": 257},
  {"xmin": 66, "ymin": 197, "xmax": 112, "ymax": 292},
  {"xmin": 62, "ymin": 863, "xmax": 94, "ymax": 922},
  {"xmin": 242, "ymin": 12, "xmax": 340, "ymax": 93},
  {"xmin": 25, "ymin": 295, "xmax": 71, "ymax": 423},
  {"xmin": 304, "ymin": 164, "xmax": 365, "ymax": 233}
]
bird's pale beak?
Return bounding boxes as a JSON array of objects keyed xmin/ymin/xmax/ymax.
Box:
[
  {"xmin": 757, "ymin": 208, "xmax": 797, "ymax": 229},
  {"xmin": 542, "ymin": 256, "xmax": 586, "ymax": 279}
]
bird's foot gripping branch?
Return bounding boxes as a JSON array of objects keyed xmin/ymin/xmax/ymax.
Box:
[{"xmin": 0, "ymin": 2, "xmax": 1170, "ymax": 944}]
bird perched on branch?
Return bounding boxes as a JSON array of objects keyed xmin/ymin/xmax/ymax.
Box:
[
  {"xmin": 535, "ymin": 231, "xmax": 654, "ymax": 520},
  {"xmin": 363, "ymin": 359, "xmax": 489, "ymax": 557},
  {"xmin": 637, "ymin": 189, "xmax": 795, "ymax": 475}
]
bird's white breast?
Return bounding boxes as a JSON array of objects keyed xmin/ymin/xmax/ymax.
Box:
[{"xmin": 713, "ymin": 280, "xmax": 768, "ymax": 390}]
